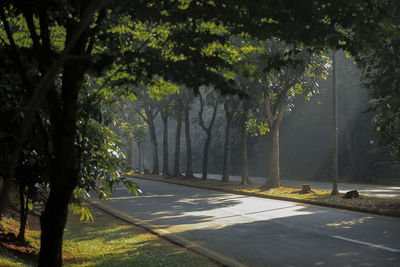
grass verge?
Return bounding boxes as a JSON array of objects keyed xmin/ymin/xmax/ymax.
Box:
[
  {"xmin": 129, "ymin": 174, "xmax": 400, "ymax": 218},
  {"xmin": 0, "ymin": 204, "xmax": 219, "ymax": 267}
]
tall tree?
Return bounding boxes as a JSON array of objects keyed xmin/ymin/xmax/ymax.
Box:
[
  {"xmin": 172, "ymin": 95, "xmax": 184, "ymax": 177},
  {"xmin": 115, "ymin": 99, "xmax": 142, "ymax": 169},
  {"xmin": 183, "ymin": 101, "xmax": 194, "ymax": 178},
  {"xmin": 221, "ymin": 98, "xmax": 235, "ymax": 182},
  {"xmin": 138, "ymin": 92, "xmax": 160, "ymax": 175},
  {"xmin": 198, "ymin": 89, "xmax": 220, "ymax": 180},
  {"xmin": 256, "ymin": 43, "xmax": 330, "ymax": 189},
  {"xmin": 160, "ymin": 97, "xmax": 171, "ymax": 175}
]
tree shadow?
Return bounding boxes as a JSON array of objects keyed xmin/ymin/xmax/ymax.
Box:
[{"xmin": 170, "ymin": 206, "xmax": 400, "ymax": 267}]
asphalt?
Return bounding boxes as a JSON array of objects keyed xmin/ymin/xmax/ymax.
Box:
[
  {"xmin": 90, "ymin": 178, "xmax": 400, "ymax": 267},
  {"xmin": 197, "ymin": 173, "xmax": 400, "ymax": 200}
]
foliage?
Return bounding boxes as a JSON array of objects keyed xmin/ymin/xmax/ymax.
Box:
[
  {"xmin": 77, "ymin": 120, "xmax": 140, "ymax": 200},
  {"xmin": 358, "ymin": 0, "xmax": 400, "ymax": 161}
]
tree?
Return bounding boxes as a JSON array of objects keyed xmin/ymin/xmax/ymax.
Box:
[
  {"xmin": 137, "ymin": 91, "xmax": 160, "ymax": 175},
  {"xmin": 160, "ymin": 96, "xmax": 171, "ymax": 175},
  {"xmin": 221, "ymin": 97, "xmax": 236, "ymax": 182},
  {"xmin": 171, "ymin": 95, "xmax": 184, "ymax": 177},
  {"xmin": 198, "ymin": 89, "xmax": 220, "ymax": 180},
  {"xmin": 357, "ymin": 0, "xmax": 400, "ymax": 161},
  {"xmin": 255, "ymin": 42, "xmax": 330, "ymax": 189},
  {"xmin": 115, "ymin": 99, "xmax": 142, "ymax": 169},
  {"xmin": 132, "ymin": 122, "xmax": 147, "ymax": 172}
]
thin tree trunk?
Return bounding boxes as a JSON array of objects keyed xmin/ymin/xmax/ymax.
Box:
[
  {"xmin": 202, "ymin": 132, "xmax": 211, "ymax": 180},
  {"xmin": 173, "ymin": 117, "xmax": 182, "ymax": 177},
  {"xmin": 127, "ymin": 138, "xmax": 133, "ymax": 169},
  {"xmin": 161, "ymin": 111, "xmax": 169, "ymax": 175},
  {"xmin": 198, "ymin": 97, "xmax": 218, "ymax": 180},
  {"xmin": 222, "ymin": 111, "xmax": 233, "ymax": 182},
  {"xmin": 138, "ymin": 141, "xmax": 142, "ymax": 172},
  {"xmin": 184, "ymin": 105, "xmax": 193, "ymax": 177},
  {"xmin": 148, "ymin": 119, "xmax": 159, "ymax": 175},
  {"xmin": 17, "ymin": 184, "xmax": 28, "ymax": 242},
  {"xmin": 240, "ymin": 120, "xmax": 249, "ymax": 185}
]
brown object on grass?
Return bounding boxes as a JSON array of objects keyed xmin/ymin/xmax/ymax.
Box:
[
  {"xmin": 143, "ymin": 168, "xmax": 150, "ymax": 174},
  {"xmin": 300, "ymin": 184, "xmax": 315, "ymax": 194},
  {"xmin": 343, "ymin": 190, "xmax": 359, "ymax": 199}
]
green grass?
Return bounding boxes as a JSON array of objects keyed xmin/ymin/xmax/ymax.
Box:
[{"xmin": 0, "ymin": 206, "xmax": 219, "ymax": 266}]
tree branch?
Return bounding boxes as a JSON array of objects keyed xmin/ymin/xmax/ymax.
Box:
[
  {"xmin": 38, "ymin": 9, "xmax": 51, "ymax": 51},
  {"xmin": 198, "ymin": 92, "xmax": 207, "ymax": 132},
  {"xmin": 24, "ymin": 10, "xmax": 42, "ymax": 50},
  {"xmin": 1, "ymin": 0, "xmax": 103, "ymax": 214}
]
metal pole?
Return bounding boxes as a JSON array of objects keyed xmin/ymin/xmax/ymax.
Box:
[{"xmin": 332, "ymin": 51, "xmax": 339, "ymax": 195}]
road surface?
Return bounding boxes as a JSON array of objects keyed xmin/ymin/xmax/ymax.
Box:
[
  {"xmin": 94, "ymin": 178, "xmax": 400, "ymax": 267},
  {"xmin": 195, "ymin": 173, "xmax": 400, "ymax": 200}
]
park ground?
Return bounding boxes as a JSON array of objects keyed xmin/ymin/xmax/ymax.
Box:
[{"xmin": 0, "ymin": 202, "xmax": 219, "ymax": 266}]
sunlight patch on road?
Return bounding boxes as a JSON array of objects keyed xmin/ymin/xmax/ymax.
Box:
[
  {"xmin": 109, "ymin": 194, "xmax": 173, "ymax": 200},
  {"xmin": 158, "ymin": 196, "xmax": 317, "ymax": 233},
  {"xmin": 326, "ymin": 217, "xmax": 374, "ymax": 229}
]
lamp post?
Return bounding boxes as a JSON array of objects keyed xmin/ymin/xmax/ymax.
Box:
[{"xmin": 331, "ymin": 51, "xmax": 339, "ymax": 195}]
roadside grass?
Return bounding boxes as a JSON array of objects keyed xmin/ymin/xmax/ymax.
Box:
[
  {"xmin": 130, "ymin": 174, "xmax": 400, "ymax": 217},
  {"xmin": 0, "ymin": 204, "xmax": 219, "ymax": 267},
  {"xmin": 62, "ymin": 206, "xmax": 218, "ymax": 267}
]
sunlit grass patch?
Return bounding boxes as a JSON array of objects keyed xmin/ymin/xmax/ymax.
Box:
[
  {"xmin": 1, "ymin": 204, "xmax": 219, "ymax": 266},
  {"xmin": 63, "ymin": 209, "xmax": 218, "ymax": 266}
]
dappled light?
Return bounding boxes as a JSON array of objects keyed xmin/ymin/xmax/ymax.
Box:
[
  {"xmin": 326, "ymin": 217, "xmax": 374, "ymax": 229},
  {"xmin": 97, "ymin": 179, "xmax": 400, "ymax": 266}
]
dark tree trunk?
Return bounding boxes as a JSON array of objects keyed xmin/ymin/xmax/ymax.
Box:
[
  {"xmin": 39, "ymin": 89, "xmax": 81, "ymax": 266},
  {"xmin": 127, "ymin": 138, "xmax": 133, "ymax": 169},
  {"xmin": 202, "ymin": 132, "xmax": 211, "ymax": 180},
  {"xmin": 184, "ymin": 104, "xmax": 193, "ymax": 177},
  {"xmin": 264, "ymin": 122, "xmax": 281, "ymax": 189},
  {"xmin": 173, "ymin": 116, "xmax": 182, "ymax": 177},
  {"xmin": 17, "ymin": 184, "xmax": 28, "ymax": 242},
  {"xmin": 138, "ymin": 141, "xmax": 142, "ymax": 172},
  {"xmin": 240, "ymin": 118, "xmax": 250, "ymax": 185},
  {"xmin": 39, "ymin": 182, "xmax": 75, "ymax": 267},
  {"xmin": 222, "ymin": 111, "xmax": 233, "ymax": 182},
  {"xmin": 161, "ymin": 111, "xmax": 169, "ymax": 175},
  {"xmin": 198, "ymin": 95, "xmax": 218, "ymax": 180},
  {"xmin": 148, "ymin": 119, "xmax": 159, "ymax": 175},
  {"xmin": 39, "ymin": 12, "xmax": 87, "ymax": 264}
]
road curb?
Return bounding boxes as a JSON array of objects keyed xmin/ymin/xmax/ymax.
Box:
[
  {"xmin": 128, "ymin": 175, "xmax": 400, "ymax": 218},
  {"xmin": 86, "ymin": 198, "xmax": 247, "ymax": 267}
]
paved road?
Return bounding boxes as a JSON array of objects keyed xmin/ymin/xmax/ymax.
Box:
[
  {"xmin": 195, "ymin": 173, "xmax": 400, "ymax": 200},
  {"xmin": 96, "ymin": 178, "xmax": 400, "ymax": 267}
]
